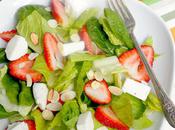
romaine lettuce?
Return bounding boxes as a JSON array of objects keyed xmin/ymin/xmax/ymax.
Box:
[
  {"xmin": 0, "ymin": 105, "xmax": 17, "ymax": 119},
  {"xmin": 73, "ymin": 8, "xmax": 98, "ymax": 29},
  {"xmin": 17, "ymin": 11, "xmax": 57, "ymax": 53},
  {"xmin": 0, "ymin": 49, "xmax": 7, "ymax": 63}
]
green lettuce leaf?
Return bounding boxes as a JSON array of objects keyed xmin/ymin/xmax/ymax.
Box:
[
  {"xmin": 99, "ymin": 17, "xmax": 123, "ymax": 45},
  {"xmin": 69, "ymin": 52, "xmax": 105, "ymax": 62},
  {"xmin": 73, "ymin": 8, "xmax": 98, "ymax": 29},
  {"xmin": 104, "ymin": 8, "xmax": 134, "ymax": 49},
  {"xmin": 32, "ymin": 55, "xmax": 52, "ymax": 82},
  {"xmin": 111, "ymin": 94, "xmax": 146, "ymax": 127},
  {"xmin": 132, "ymin": 115, "xmax": 153, "ymax": 130},
  {"xmin": 0, "ymin": 49, "xmax": 7, "ymax": 63},
  {"xmin": 48, "ymin": 100, "xmax": 80, "ymax": 130},
  {"xmin": 17, "ymin": 11, "xmax": 57, "ymax": 53},
  {"xmin": 86, "ymin": 17, "xmax": 116, "ymax": 55},
  {"xmin": 143, "ymin": 36, "xmax": 153, "ymax": 46},
  {"xmin": 1, "ymin": 74, "xmax": 20, "ymax": 104},
  {"xmin": 145, "ymin": 93, "xmax": 162, "ymax": 112},
  {"xmin": 0, "ymin": 105, "xmax": 17, "ymax": 118},
  {"xmin": 75, "ymin": 61, "xmax": 92, "ymax": 112},
  {"xmin": 115, "ymin": 46, "xmax": 128, "ymax": 56},
  {"xmin": 111, "ymin": 94, "xmax": 133, "ymax": 127},
  {"xmin": 17, "ymin": 5, "xmax": 52, "ymax": 22},
  {"xmin": 18, "ymin": 81, "xmax": 34, "ymax": 106},
  {"xmin": 31, "ymin": 109, "xmax": 50, "ymax": 130},
  {"xmin": 53, "ymin": 60, "xmax": 78, "ymax": 91}
]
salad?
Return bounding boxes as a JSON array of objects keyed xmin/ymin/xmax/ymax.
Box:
[{"xmin": 0, "ymin": 0, "xmax": 162, "ymax": 130}]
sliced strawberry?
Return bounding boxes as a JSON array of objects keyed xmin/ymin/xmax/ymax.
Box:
[
  {"xmin": 119, "ymin": 45, "xmax": 154, "ymax": 82},
  {"xmin": 8, "ymin": 54, "xmax": 42, "ymax": 82},
  {"xmin": 43, "ymin": 32, "xmax": 63, "ymax": 71},
  {"xmin": 0, "ymin": 29, "xmax": 17, "ymax": 42},
  {"xmin": 24, "ymin": 120, "xmax": 36, "ymax": 130},
  {"xmin": 95, "ymin": 106, "xmax": 129, "ymax": 130},
  {"xmin": 51, "ymin": 0, "xmax": 68, "ymax": 26},
  {"xmin": 84, "ymin": 80, "xmax": 111, "ymax": 104},
  {"xmin": 80, "ymin": 26, "xmax": 101, "ymax": 54}
]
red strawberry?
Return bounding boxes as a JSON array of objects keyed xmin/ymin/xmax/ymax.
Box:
[
  {"xmin": 51, "ymin": 0, "xmax": 68, "ymax": 26},
  {"xmin": 95, "ymin": 106, "xmax": 129, "ymax": 130},
  {"xmin": 80, "ymin": 26, "xmax": 101, "ymax": 54},
  {"xmin": 24, "ymin": 120, "xmax": 36, "ymax": 130},
  {"xmin": 84, "ymin": 80, "xmax": 111, "ymax": 104},
  {"xmin": 43, "ymin": 32, "xmax": 63, "ymax": 71},
  {"xmin": 0, "ymin": 30, "xmax": 17, "ymax": 42},
  {"xmin": 118, "ymin": 45, "xmax": 154, "ymax": 82},
  {"xmin": 8, "ymin": 54, "xmax": 42, "ymax": 82}
]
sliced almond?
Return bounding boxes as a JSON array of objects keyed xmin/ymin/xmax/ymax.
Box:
[
  {"xmin": 42, "ymin": 110, "xmax": 54, "ymax": 121},
  {"xmin": 61, "ymin": 91, "xmax": 76, "ymax": 102},
  {"xmin": 18, "ymin": 62, "xmax": 25, "ymax": 69},
  {"xmin": 108, "ymin": 86, "xmax": 123, "ymax": 96},
  {"xmin": 45, "ymin": 7, "xmax": 51, "ymax": 12},
  {"xmin": 60, "ymin": 84, "xmax": 74, "ymax": 94},
  {"xmin": 26, "ymin": 74, "xmax": 32, "ymax": 87},
  {"xmin": 48, "ymin": 89, "xmax": 54, "ymax": 102},
  {"xmin": 70, "ymin": 33, "xmax": 80, "ymax": 42},
  {"xmin": 86, "ymin": 69, "xmax": 95, "ymax": 80},
  {"xmin": 28, "ymin": 53, "xmax": 39, "ymax": 60},
  {"xmin": 94, "ymin": 71, "xmax": 103, "ymax": 81},
  {"xmin": 48, "ymin": 19, "xmax": 58, "ymax": 28},
  {"xmin": 46, "ymin": 102, "xmax": 62, "ymax": 111},
  {"xmin": 30, "ymin": 32, "xmax": 39, "ymax": 45},
  {"xmin": 91, "ymin": 81, "xmax": 102, "ymax": 89},
  {"xmin": 48, "ymin": 89, "xmax": 60, "ymax": 103}
]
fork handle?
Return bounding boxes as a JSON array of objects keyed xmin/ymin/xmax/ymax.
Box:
[{"xmin": 131, "ymin": 33, "xmax": 175, "ymax": 127}]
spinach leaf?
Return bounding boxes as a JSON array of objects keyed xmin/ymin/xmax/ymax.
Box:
[
  {"xmin": 17, "ymin": 5, "xmax": 52, "ymax": 22},
  {"xmin": 0, "ymin": 48, "xmax": 7, "ymax": 63},
  {"xmin": 86, "ymin": 17, "xmax": 116, "ymax": 55},
  {"xmin": 18, "ymin": 81, "xmax": 34, "ymax": 106},
  {"xmin": 104, "ymin": 8, "xmax": 134, "ymax": 49}
]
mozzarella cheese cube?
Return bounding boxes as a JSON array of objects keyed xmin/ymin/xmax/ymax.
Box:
[
  {"xmin": 7, "ymin": 122, "xmax": 29, "ymax": 130},
  {"xmin": 5, "ymin": 35, "xmax": 28, "ymax": 61},
  {"xmin": 122, "ymin": 78, "xmax": 151, "ymax": 101},
  {"xmin": 96, "ymin": 126, "xmax": 108, "ymax": 130},
  {"xmin": 33, "ymin": 83, "xmax": 48, "ymax": 110},
  {"xmin": 76, "ymin": 111, "xmax": 94, "ymax": 130},
  {"xmin": 63, "ymin": 41, "xmax": 85, "ymax": 56}
]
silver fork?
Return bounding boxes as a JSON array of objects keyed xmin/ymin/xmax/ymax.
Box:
[{"xmin": 108, "ymin": 0, "xmax": 175, "ymax": 128}]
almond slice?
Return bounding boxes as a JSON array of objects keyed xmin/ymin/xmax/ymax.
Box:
[
  {"xmin": 26, "ymin": 74, "xmax": 32, "ymax": 87},
  {"xmin": 42, "ymin": 110, "xmax": 54, "ymax": 121},
  {"xmin": 46, "ymin": 102, "xmax": 62, "ymax": 112},
  {"xmin": 60, "ymin": 84, "xmax": 74, "ymax": 94},
  {"xmin": 94, "ymin": 71, "xmax": 103, "ymax": 81},
  {"xmin": 60, "ymin": 91, "xmax": 76, "ymax": 102},
  {"xmin": 108, "ymin": 86, "xmax": 123, "ymax": 96},
  {"xmin": 48, "ymin": 89, "xmax": 60, "ymax": 103},
  {"xmin": 28, "ymin": 53, "xmax": 39, "ymax": 60},
  {"xmin": 91, "ymin": 81, "xmax": 103, "ymax": 89},
  {"xmin": 86, "ymin": 69, "xmax": 95, "ymax": 80},
  {"xmin": 30, "ymin": 32, "xmax": 38, "ymax": 45},
  {"xmin": 48, "ymin": 19, "xmax": 58, "ymax": 28}
]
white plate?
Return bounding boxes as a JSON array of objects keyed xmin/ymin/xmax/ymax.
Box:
[{"xmin": 0, "ymin": 0, "xmax": 174, "ymax": 130}]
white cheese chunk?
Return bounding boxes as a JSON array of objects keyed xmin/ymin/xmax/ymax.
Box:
[
  {"xmin": 0, "ymin": 38, "xmax": 7, "ymax": 48},
  {"xmin": 122, "ymin": 78, "xmax": 151, "ymax": 101},
  {"xmin": 5, "ymin": 35, "xmax": 28, "ymax": 61},
  {"xmin": 7, "ymin": 122, "xmax": 29, "ymax": 130},
  {"xmin": 33, "ymin": 83, "xmax": 48, "ymax": 110},
  {"xmin": 76, "ymin": 111, "xmax": 94, "ymax": 130},
  {"xmin": 63, "ymin": 41, "xmax": 85, "ymax": 56}
]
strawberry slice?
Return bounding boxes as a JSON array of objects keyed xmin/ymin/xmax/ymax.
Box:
[
  {"xmin": 8, "ymin": 54, "xmax": 42, "ymax": 82},
  {"xmin": 84, "ymin": 80, "xmax": 111, "ymax": 104},
  {"xmin": 0, "ymin": 29, "xmax": 17, "ymax": 42},
  {"xmin": 95, "ymin": 106, "xmax": 129, "ymax": 130},
  {"xmin": 80, "ymin": 26, "xmax": 101, "ymax": 54},
  {"xmin": 43, "ymin": 32, "xmax": 63, "ymax": 71},
  {"xmin": 51, "ymin": 0, "xmax": 68, "ymax": 26},
  {"xmin": 24, "ymin": 120, "xmax": 36, "ymax": 130},
  {"xmin": 118, "ymin": 45, "xmax": 154, "ymax": 82}
]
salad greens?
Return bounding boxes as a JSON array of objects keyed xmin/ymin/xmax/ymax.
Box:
[
  {"xmin": 17, "ymin": 10, "xmax": 57, "ymax": 53},
  {"xmin": 0, "ymin": 1, "xmax": 162, "ymax": 130}
]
